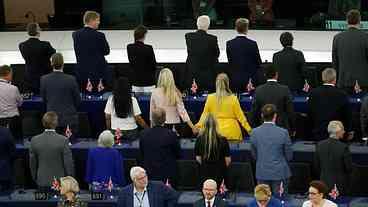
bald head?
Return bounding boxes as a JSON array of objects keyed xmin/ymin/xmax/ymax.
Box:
[{"xmin": 202, "ymin": 179, "xmax": 217, "ymax": 200}]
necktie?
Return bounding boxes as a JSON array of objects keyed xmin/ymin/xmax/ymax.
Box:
[{"xmin": 207, "ymin": 201, "xmax": 211, "ymax": 207}]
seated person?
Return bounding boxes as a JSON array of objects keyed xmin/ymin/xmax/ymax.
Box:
[
  {"xmin": 302, "ymin": 180, "xmax": 337, "ymax": 207},
  {"xmin": 85, "ymin": 130, "xmax": 125, "ymax": 187},
  {"xmin": 248, "ymin": 184, "xmax": 282, "ymax": 207},
  {"xmin": 193, "ymin": 179, "xmax": 226, "ymax": 207},
  {"xmin": 58, "ymin": 176, "xmax": 87, "ymax": 207},
  {"xmin": 105, "ymin": 77, "xmax": 148, "ymax": 141},
  {"xmin": 196, "ymin": 73, "xmax": 252, "ymax": 141}
]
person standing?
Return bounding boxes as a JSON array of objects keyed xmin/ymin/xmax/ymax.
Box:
[
  {"xmin": 185, "ymin": 15, "xmax": 220, "ymax": 92},
  {"xmin": 332, "ymin": 9, "xmax": 368, "ymax": 93},
  {"xmin": 226, "ymin": 18, "xmax": 262, "ymax": 93},
  {"xmin": 19, "ymin": 22, "xmax": 56, "ymax": 94},
  {"xmin": 0, "ymin": 126, "xmax": 15, "ymax": 193},
  {"xmin": 73, "ymin": 11, "xmax": 110, "ymax": 88}
]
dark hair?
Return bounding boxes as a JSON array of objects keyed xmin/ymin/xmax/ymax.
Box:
[
  {"xmin": 42, "ymin": 111, "xmax": 58, "ymax": 129},
  {"xmin": 280, "ymin": 32, "xmax": 293, "ymax": 47},
  {"xmin": 262, "ymin": 104, "xmax": 277, "ymax": 121},
  {"xmin": 27, "ymin": 23, "xmax": 40, "ymax": 36},
  {"xmin": 51, "ymin": 53, "xmax": 64, "ymax": 70},
  {"xmin": 347, "ymin": 9, "xmax": 361, "ymax": 25},
  {"xmin": 151, "ymin": 108, "xmax": 166, "ymax": 126},
  {"xmin": 134, "ymin": 25, "xmax": 148, "ymax": 41},
  {"xmin": 309, "ymin": 180, "xmax": 328, "ymax": 197},
  {"xmin": 0, "ymin": 65, "xmax": 12, "ymax": 77},
  {"xmin": 113, "ymin": 77, "xmax": 133, "ymax": 118},
  {"xmin": 264, "ymin": 64, "xmax": 278, "ymax": 79}
]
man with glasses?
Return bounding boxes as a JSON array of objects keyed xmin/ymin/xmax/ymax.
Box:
[
  {"xmin": 193, "ymin": 179, "xmax": 226, "ymax": 207},
  {"xmin": 117, "ymin": 166, "xmax": 178, "ymax": 207}
]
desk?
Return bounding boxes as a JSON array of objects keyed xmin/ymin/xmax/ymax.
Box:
[{"xmin": 20, "ymin": 94, "xmax": 363, "ymax": 138}]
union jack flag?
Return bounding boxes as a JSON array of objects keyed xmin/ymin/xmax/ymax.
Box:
[
  {"xmin": 329, "ymin": 184, "xmax": 339, "ymax": 200},
  {"xmin": 97, "ymin": 79, "xmax": 105, "ymax": 92},
  {"xmin": 165, "ymin": 178, "xmax": 172, "ymax": 188},
  {"xmin": 51, "ymin": 177, "xmax": 60, "ymax": 191},
  {"xmin": 86, "ymin": 78, "xmax": 93, "ymax": 92},
  {"xmin": 278, "ymin": 181, "xmax": 284, "ymax": 198},
  {"xmin": 219, "ymin": 179, "xmax": 228, "ymax": 195},
  {"xmin": 65, "ymin": 125, "xmax": 72, "ymax": 139},
  {"xmin": 354, "ymin": 80, "xmax": 362, "ymax": 94},
  {"xmin": 302, "ymin": 79, "xmax": 310, "ymax": 93},
  {"xmin": 246, "ymin": 78, "xmax": 255, "ymax": 92},
  {"xmin": 191, "ymin": 79, "xmax": 198, "ymax": 94},
  {"xmin": 107, "ymin": 177, "xmax": 113, "ymax": 192},
  {"xmin": 115, "ymin": 128, "xmax": 122, "ymax": 144}
]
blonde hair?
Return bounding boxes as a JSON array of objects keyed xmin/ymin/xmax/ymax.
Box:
[
  {"xmin": 254, "ymin": 184, "xmax": 272, "ymax": 201},
  {"xmin": 83, "ymin": 11, "xmax": 100, "ymax": 25},
  {"xmin": 200, "ymin": 113, "xmax": 220, "ymax": 160},
  {"xmin": 60, "ymin": 176, "xmax": 80, "ymax": 194},
  {"xmin": 197, "ymin": 15, "xmax": 210, "ymax": 31},
  {"xmin": 157, "ymin": 68, "xmax": 180, "ymax": 105},
  {"xmin": 215, "ymin": 73, "xmax": 232, "ymax": 105},
  {"xmin": 97, "ymin": 130, "xmax": 114, "ymax": 148}
]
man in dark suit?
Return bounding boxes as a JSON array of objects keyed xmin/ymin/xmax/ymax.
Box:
[
  {"xmin": 117, "ymin": 166, "xmax": 178, "ymax": 207},
  {"xmin": 139, "ymin": 108, "xmax": 180, "ymax": 187},
  {"xmin": 273, "ymin": 32, "xmax": 306, "ymax": 92},
  {"xmin": 251, "ymin": 65, "xmax": 295, "ymax": 132},
  {"xmin": 127, "ymin": 25, "xmax": 157, "ymax": 93},
  {"xmin": 315, "ymin": 120, "xmax": 353, "ymax": 195},
  {"xmin": 185, "ymin": 15, "xmax": 220, "ymax": 92},
  {"xmin": 19, "ymin": 22, "xmax": 56, "ymax": 94},
  {"xmin": 332, "ymin": 9, "xmax": 368, "ymax": 93},
  {"xmin": 250, "ymin": 104, "xmax": 293, "ymax": 195},
  {"xmin": 40, "ymin": 53, "xmax": 81, "ymax": 141},
  {"xmin": 72, "ymin": 11, "xmax": 110, "ymax": 89},
  {"xmin": 226, "ymin": 18, "xmax": 262, "ymax": 93},
  {"xmin": 308, "ymin": 68, "xmax": 352, "ymax": 141},
  {"xmin": 0, "ymin": 126, "xmax": 15, "ymax": 192},
  {"xmin": 30, "ymin": 112, "xmax": 74, "ymax": 188},
  {"xmin": 193, "ymin": 179, "xmax": 226, "ymax": 207}
]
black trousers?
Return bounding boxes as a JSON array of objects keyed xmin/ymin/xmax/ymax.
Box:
[{"xmin": 0, "ymin": 116, "xmax": 23, "ymax": 143}]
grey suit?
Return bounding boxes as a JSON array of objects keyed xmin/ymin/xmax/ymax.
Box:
[
  {"xmin": 251, "ymin": 81, "xmax": 295, "ymax": 130},
  {"xmin": 332, "ymin": 27, "xmax": 368, "ymax": 88},
  {"xmin": 30, "ymin": 130, "xmax": 74, "ymax": 187},
  {"xmin": 40, "ymin": 71, "xmax": 81, "ymax": 128}
]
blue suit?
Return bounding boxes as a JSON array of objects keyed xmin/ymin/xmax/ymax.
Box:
[
  {"xmin": 250, "ymin": 122, "xmax": 292, "ymax": 180},
  {"xmin": 0, "ymin": 127, "xmax": 15, "ymax": 190},
  {"xmin": 226, "ymin": 36, "xmax": 262, "ymax": 92},
  {"xmin": 248, "ymin": 197, "xmax": 282, "ymax": 207},
  {"xmin": 85, "ymin": 147, "xmax": 125, "ymax": 186},
  {"xmin": 72, "ymin": 27, "xmax": 110, "ymax": 83},
  {"xmin": 117, "ymin": 181, "xmax": 179, "ymax": 207}
]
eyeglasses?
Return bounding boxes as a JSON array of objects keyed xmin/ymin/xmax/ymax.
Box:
[{"xmin": 308, "ymin": 192, "xmax": 319, "ymax": 196}]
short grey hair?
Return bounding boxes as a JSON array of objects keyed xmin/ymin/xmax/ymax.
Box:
[
  {"xmin": 97, "ymin": 130, "xmax": 114, "ymax": 148},
  {"xmin": 327, "ymin": 120, "xmax": 344, "ymax": 139},
  {"xmin": 322, "ymin": 68, "xmax": 336, "ymax": 83},
  {"xmin": 197, "ymin": 15, "xmax": 210, "ymax": 31},
  {"xmin": 130, "ymin": 166, "xmax": 146, "ymax": 181}
]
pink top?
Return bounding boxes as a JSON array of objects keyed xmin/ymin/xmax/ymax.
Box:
[{"xmin": 150, "ymin": 88, "xmax": 190, "ymax": 124}]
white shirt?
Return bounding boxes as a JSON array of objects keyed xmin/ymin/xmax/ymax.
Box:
[
  {"xmin": 0, "ymin": 79, "xmax": 22, "ymax": 118},
  {"xmin": 204, "ymin": 197, "xmax": 215, "ymax": 207},
  {"xmin": 302, "ymin": 199, "xmax": 337, "ymax": 207},
  {"xmin": 104, "ymin": 96, "xmax": 141, "ymax": 130},
  {"xmin": 133, "ymin": 187, "xmax": 149, "ymax": 207}
]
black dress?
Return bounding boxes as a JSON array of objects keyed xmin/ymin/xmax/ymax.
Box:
[{"xmin": 194, "ymin": 135, "xmax": 230, "ymax": 187}]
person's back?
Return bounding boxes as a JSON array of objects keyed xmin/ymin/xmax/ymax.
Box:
[
  {"xmin": 72, "ymin": 11, "xmax": 110, "ymax": 83},
  {"xmin": 140, "ymin": 126, "xmax": 180, "ymax": 181},
  {"xmin": 18, "ymin": 23, "xmax": 55, "ymax": 94}
]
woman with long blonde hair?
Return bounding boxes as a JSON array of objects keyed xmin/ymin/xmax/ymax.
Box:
[
  {"xmin": 150, "ymin": 68, "xmax": 198, "ymax": 135},
  {"xmin": 196, "ymin": 73, "xmax": 252, "ymax": 141},
  {"xmin": 195, "ymin": 113, "xmax": 231, "ymax": 187}
]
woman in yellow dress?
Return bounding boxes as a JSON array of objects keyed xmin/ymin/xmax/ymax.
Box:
[{"xmin": 196, "ymin": 73, "xmax": 252, "ymax": 141}]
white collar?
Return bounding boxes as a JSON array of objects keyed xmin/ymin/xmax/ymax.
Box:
[
  {"xmin": 264, "ymin": 121, "xmax": 275, "ymax": 124},
  {"xmin": 134, "ymin": 186, "xmax": 147, "ymax": 194},
  {"xmin": 323, "ymin": 83, "xmax": 335, "ymax": 87},
  {"xmin": 205, "ymin": 197, "xmax": 215, "ymax": 207},
  {"xmin": 267, "ymin": 79, "xmax": 277, "ymax": 82},
  {"xmin": 44, "ymin": 129, "xmax": 56, "ymax": 132},
  {"xmin": 237, "ymin": 33, "xmax": 247, "ymax": 37}
]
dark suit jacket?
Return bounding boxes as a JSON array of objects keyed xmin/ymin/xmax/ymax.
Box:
[
  {"xmin": 30, "ymin": 131, "xmax": 74, "ymax": 187},
  {"xmin": 332, "ymin": 27, "xmax": 368, "ymax": 88},
  {"xmin": 139, "ymin": 126, "xmax": 180, "ymax": 182},
  {"xmin": 226, "ymin": 36, "xmax": 262, "ymax": 92},
  {"xmin": 307, "ymin": 85, "xmax": 352, "ymax": 141},
  {"xmin": 40, "ymin": 71, "xmax": 81, "ymax": 127},
  {"xmin": 72, "ymin": 27, "xmax": 110, "ymax": 82},
  {"xmin": 18, "ymin": 37, "xmax": 56, "ymax": 94},
  {"xmin": 315, "ymin": 138, "xmax": 353, "ymax": 195},
  {"xmin": 193, "ymin": 196, "xmax": 227, "ymax": 207},
  {"xmin": 185, "ymin": 30, "xmax": 220, "ymax": 91},
  {"xmin": 127, "ymin": 41, "xmax": 157, "ymax": 87},
  {"xmin": 272, "ymin": 47, "xmax": 305, "ymax": 91},
  {"xmin": 360, "ymin": 96, "xmax": 368, "ymax": 137},
  {"xmin": 251, "ymin": 81, "xmax": 295, "ymax": 130},
  {"xmin": 117, "ymin": 181, "xmax": 179, "ymax": 207},
  {"xmin": 0, "ymin": 127, "xmax": 15, "ymax": 182}
]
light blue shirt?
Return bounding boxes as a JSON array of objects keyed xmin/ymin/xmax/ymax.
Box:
[{"xmin": 133, "ymin": 187, "xmax": 150, "ymax": 207}]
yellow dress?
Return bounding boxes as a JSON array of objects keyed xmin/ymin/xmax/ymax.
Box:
[{"xmin": 195, "ymin": 94, "xmax": 252, "ymax": 141}]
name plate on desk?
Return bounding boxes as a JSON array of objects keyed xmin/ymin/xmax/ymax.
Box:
[
  {"xmin": 34, "ymin": 191, "xmax": 48, "ymax": 200},
  {"xmin": 91, "ymin": 191, "xmax": 105, "ymax": 200}
]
